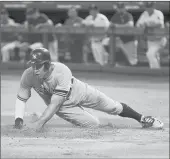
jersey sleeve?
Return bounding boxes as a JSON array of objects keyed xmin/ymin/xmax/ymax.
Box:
[
  {"xmin": 155, "ymin": 11, "xmax": 164, "ymax": 27},
  {"xmin": 110, "ymin": 13, "xmax": 117, "ymax": 23},
  {"xmin": 53, "ymin": 65, "xmax": 72, "ymax": 98},
  {"xmin": 41, "ymin": 14, "xmax": 49, "ymax": 22},
  {"xmin": 17, "ymin": 70, "xmax": 32, "ymax": 102},
  {"xmin": 126, "ymin": 13, "xmax": 134, "ymax": 23},
  {"xmin": 99, "ymin": 14, "xmax": 110, "ymax": 28},
  {"xmin": 83, "ymin": 15, "xmax": 92, "ymax": 25},
  {"xmin": 84, "ymin": 15, "xmax": 92, "ymax": 21},
  {"xmin": 136, "ymin": 12, "xmax": 146, "ymax": 27},
  {"xmin": 77, "ymin": 17, "xmax": 83, "ymax": 25},
  {"xmin": 64, "ymin": 18, "xmax": 69, "ymax": 25},
  {"xmin": 8, "ymin": 18, "xmax": 16, "ymax": 26}
]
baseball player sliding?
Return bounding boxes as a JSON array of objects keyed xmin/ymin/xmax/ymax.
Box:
[{"xmin": 14, "ymin": 48, "xmax": 163, "ymax": 132}]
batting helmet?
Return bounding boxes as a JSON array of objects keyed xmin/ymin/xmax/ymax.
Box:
[{"xmin": 28, "ymin": 48, "xmax": 51, "ymax": 69}]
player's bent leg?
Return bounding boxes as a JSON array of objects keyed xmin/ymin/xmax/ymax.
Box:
[
  {"xmin": 118, "ymin": 103, "xmax": 163, "ymax": 129},
  {"xmin": 123, "ymin": 41, "xmax": 138, "ymax": 66},
  {"xmin": 81, "ymin": 84, "xmax": 123, "ymax": 115},
  {"xmin": 81, "ymin": 85, "xmax": 164, "ymax": 129},
  {"xmin": 56, "ymin": 105, "xmax": 100, "ymax": 128}
]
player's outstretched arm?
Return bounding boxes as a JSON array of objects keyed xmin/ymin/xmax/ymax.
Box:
[
  {"xmin": 35, "ymin": 64, "xmax": 72, "ymax": 129},
  {"xmin": 14, "ymin": 69, "xmax": 32, "ymax": 129},
  {"xmin": 14, "ymin": 99, "xmax": 26, "ymax": 129},
  {"xmin": 36, "ymin": 95, "xmax": 66, "ymax": 127}
]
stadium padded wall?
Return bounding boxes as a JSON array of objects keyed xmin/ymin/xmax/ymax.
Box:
[{"xmin": 1, "ymin": 62, "xmax": 169, "ymax": 76}]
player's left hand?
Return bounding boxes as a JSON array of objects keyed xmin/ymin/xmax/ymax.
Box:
[
  {"xmin": 30, "ymin": 113, "xmax": 39, "ymax": 123},
  {"xmin": 25, "ymin": 113, "xmax": 44, "ymax": 132}
]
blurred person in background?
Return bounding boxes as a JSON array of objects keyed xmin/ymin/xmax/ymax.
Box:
[
  {"xmin": 165, "ymin": 22, "xmax": 169, "ymax": 29},
  {"xmin": 165, "ymin": 22, "xmax": 169, "ymax": 48},
  {"xmin": 82, "ymin": 4, "xmax": 110, "ymax": 65},
  {"xmin": 63, "ymin": 6, "xmax": 84, "ymax": 63},
  {"xmin": 164, "ymin": 21, "xmax": 169, "ymax": 63},
  {"xmin": 109, "ymin": 2, "xmax": 138, "ymax": 67},
  {"xmin": 136, "ymin": 2, "xmax": 167, "ymax": 69},
  {"xmin": 65, "ymin": 6, "xmax": 83, "ymax": 27},
  {"xmin": 22, "ymin": 7, "xmax": 58, "ymax": 62},
  {"xmin": 1, "ymin": 7, "xmax": 22, "ymax": 62}
]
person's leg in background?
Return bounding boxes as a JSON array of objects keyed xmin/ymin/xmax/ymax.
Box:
[
  {"xmin": 102, "ymin": 37, "xmax": 125, "ymax": 66},
  {"xmin": 82, "ymin": 38, "xmax": 93, "ymax": 64},
  {"xmin": 121, "ymin": 40, "xmax": 138, "ymax": 66},
  {"xmin": 146, "ymin": 41, "xmax": 160, "ymax": 69},
  {"xmin": 1, "ymin": 46, "xmax": 10, "ymax": 62},
  {"xmin": 116, "ymin": 38, "xmax": 138, "ymax": 66},
  {"xmin": 82, "ymin": 42, "xmax": 89, "ymax": 64},
  {"xmin": 146, "ymin": 38, "xmax": 167, "ymax": 69},
  {"xmin": 48, "ymin": 34, "xmax": 59, "ymax": 62},
  {"xmin": 64, "ymin": 35, "xmax": 72, "ymax": 62},
  {"xmin": 114, "ymin": 38, "xmax": 130, "ymax": 66},
  {"xmin": 1, "ymin": 42, "xmax": 8, "ymax": 62},
  {"xmin": 72, "ymin": 35, "xmax": 84, "ymax": 63},
  {"xmin": 91, "ymin": 40, "xmax": 109, "ymax": 66},
  {"xmin": 68, "ymin": 34, "xmax": 84, "ymax": 63},
  {"xmin": 1, "ymin": 41, "xmax": 20, "ymax": 62},
  {"xmin": 48, "ymin": 39, "xmax": 59, "ymax": 62},
  {"xmin": 13, "ymin": 47, "xmax": 20, "ymax": 61},
  {"xmin": 70, "ymin": 37, "xmax": 78, "ymax": 63},
  {"xmin": 18, "ymin": 42, "xmax": 30, "ymax": 63}
]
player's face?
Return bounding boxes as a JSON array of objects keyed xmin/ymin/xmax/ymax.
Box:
[
  {"xmin": 68, "ymin": 8, "xmax": 77, "ymax": 18},
  {"xmin": 31, "ymin": 62, "xmax": 43, "ymax": 70},
  {"xmin": 27, "ymin": 11, "xmax": 39, "ymax": 19},
  {"xmin": 31, "ymin": 63, "xmax": 46, "ymax": 78},
  {"xmin": 117, "ymin": 7, "xmax": 126, "ymax": 13},
  {"xmin": 90, "ymin": 9, "xmax": 98, "ymax": 17},
  {"xmin": 145, "ymin": 7, "xmax": 154, "ymax": 14}
]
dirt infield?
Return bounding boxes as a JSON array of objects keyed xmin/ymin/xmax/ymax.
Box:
[{"xmin": 1, "ymin": 72, "xmax": 169, "ymax": 158}]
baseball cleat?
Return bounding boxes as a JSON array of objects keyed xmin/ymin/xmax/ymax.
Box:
[{"xmin": 140, "ymin": 116, "xmax": 164, "ymax": 129}]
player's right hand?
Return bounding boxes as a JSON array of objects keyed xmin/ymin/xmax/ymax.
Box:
[
  {"xmin": 14, "ymin": 118, "xmax": 23, "ymax": 129},
  {"xmin": 30, "ymin": 113, "xmax": 39, "ymax": 123}
]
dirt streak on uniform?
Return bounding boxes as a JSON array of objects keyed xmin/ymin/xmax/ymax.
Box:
[{"xmin": 17, "ymin": 62, "xmax": 123, "ymax": 127}]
